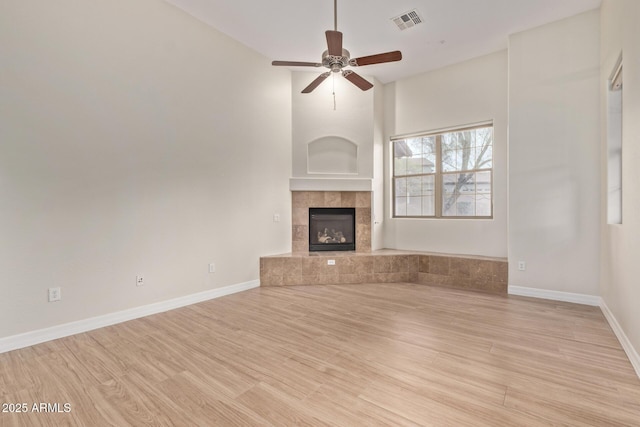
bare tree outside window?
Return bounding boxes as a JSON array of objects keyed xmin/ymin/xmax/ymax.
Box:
[{"xmin": 393, "ymin": 124, "xmax": 493, "ymax": 218}]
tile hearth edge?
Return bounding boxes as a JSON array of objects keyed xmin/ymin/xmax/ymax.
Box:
[{"xmin": 260, "ymin": 250, "xmax": 508, "ymax": 294}]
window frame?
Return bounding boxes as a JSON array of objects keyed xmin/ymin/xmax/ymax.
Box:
[{"xmin": 391, "ymin": 122, "xmax": 494, "ymax": 219}]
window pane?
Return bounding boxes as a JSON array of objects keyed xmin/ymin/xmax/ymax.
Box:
[
  {"xmin": 442, "ymin": 173, "xmax": 459, "ymax": 216},
  {"xmin": 455, "ymin": 195, "xmax": 476, "ymax": 216},
  {"xmin": 422, "ymin": 175, "xmax": 435, "ymax": 216},
  {"xmin": 441, "ymin": 141, "xmax": 458, "ymax": 172},
  {"xmin": 442, "ymin": 127, "xmax": 493, "ymax": 172},
  {"xmin": 476, "ymin": 171, "xmax": 492, "ymax": 216},
  {"xmin": 442, "ymin": 172, "xmax": 492, "ymax": 217},
  {"xmin": 476, "ymin": 171, "xmax": 491, "ymax": 194},
  {"xmin": 395, "ymin": 177, "xmax": 407, "ymax": 198},
  {"xmin": 474, "ymin": 127, "xmax": 493, "ymax": 170},
  {"xmin": 421, "ymin": 137, "xmax": 437, "ymax": 173},
  {"xmin": 394, "ymin": 157, "xmax": 407, "ymax": 176},
  {"xmin": 396, "ymin": 137, "xmax": 436, "ymax": 175},
  {"xmin": 422, "ymin": 175, "xmax": 435, "ymax": 196},
  {"xmin": 407, "ymin": 176, "xmax": 422, "ymax": 197},
  {"xmin": 395, "ymin": 197, "xmax": 407, "ymax": 216},
  {"xmin": 407, "ymin": 196, "xmax": 422, "ymax": 216}
]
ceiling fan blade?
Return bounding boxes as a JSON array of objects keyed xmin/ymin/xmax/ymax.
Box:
[
  {"xmin": 302, "ymin": 72, "xmax": 331, "ymax": 93},
  {"xmin": 342, "ymin": 70, "xmax": 373, "ymax": 91},
  {"xmin": 272, "ymin": 60, "xmax": 322, "ymax": 67},
  {"xmin": 350, "ymin": 50, "xmax": 402, "ymax": 67},
  {"xmin": 325, "ymin": 30, "xmax": 343, "ymax": 56}
]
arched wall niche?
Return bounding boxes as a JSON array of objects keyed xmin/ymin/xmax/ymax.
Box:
[{"xmin": 307, "ymin": 136, "xmax": 358, "ymax": 174}]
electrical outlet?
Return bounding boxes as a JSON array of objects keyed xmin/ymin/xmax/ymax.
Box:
[
  {"xmin": 136, "ymin": 275, "xmax": 144, "ymax": 287},
  {"xmin": 518, "ymin": 261, "xmax": 526, "ymax": 271},
  {"xmin": 48, "ymin": 287, "xmax": 61, "ymax": 302},
  {"xmin": 327, "ymin": 259, "xmax": 336, "ymax": 266},
  {"xmin": 273, "ymin": 213, "xmax": 280, "ymax": 223},
  {"xmin": 209, "ymin": 263, "xmax": 216, "ymax": 273}
]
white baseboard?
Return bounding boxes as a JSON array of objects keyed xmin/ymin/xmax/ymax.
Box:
[
  {"xmin": 0, "ymin": 280, "xmax": 260, "ymax": 354},
  {"xmin": 509, "ymin": 285, "xmax": 640, "ymax": 379},
  {"xmin": 508, "ymin": 285, "xmax": 601, "ymax": 306},
  {"xmin": 600, "ymin": 300, "xmax": 640, "ymax": 379}
]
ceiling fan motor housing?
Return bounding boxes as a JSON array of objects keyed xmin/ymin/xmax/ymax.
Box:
[{"xmin": 322, "ymin": 49, "xmax": 350, "ymax": 72}]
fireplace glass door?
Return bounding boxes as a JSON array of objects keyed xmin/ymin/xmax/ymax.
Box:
[{"xmin": 309, "ymin": 208, "xmax": 356, "ymax": 251}]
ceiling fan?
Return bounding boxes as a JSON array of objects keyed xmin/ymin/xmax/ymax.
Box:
[{"xmin": 272, "ymin": 0, "xmax": 402, "ymax": 93}]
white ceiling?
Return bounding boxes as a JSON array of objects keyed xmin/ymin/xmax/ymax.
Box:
[{"xmin": 164, "ymin": 0, "xmax": 601, "ymax": 83}]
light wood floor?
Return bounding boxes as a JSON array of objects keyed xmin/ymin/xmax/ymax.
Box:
[{"xmin": 1, "ymin": 283, "xmax": 640, "ymax": 426}]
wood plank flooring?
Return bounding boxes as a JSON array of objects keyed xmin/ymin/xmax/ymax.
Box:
[{"xmin": 1, "ymin": 283, "xmax": 639, "ymax": 426}]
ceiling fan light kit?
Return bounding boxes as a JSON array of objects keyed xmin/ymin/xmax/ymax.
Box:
[{"xmin": 272, "ymin": 0, "xmax": 402, "ymax": 94}]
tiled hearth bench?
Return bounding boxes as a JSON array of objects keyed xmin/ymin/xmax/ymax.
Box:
[{"xmin": 260, "ymin": 250, "xmax": 508, "ymax": 294}]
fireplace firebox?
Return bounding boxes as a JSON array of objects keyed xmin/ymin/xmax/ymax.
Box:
[{"xmin": 309, "ymin": 208, "xmax": 356, "ymax": 252}]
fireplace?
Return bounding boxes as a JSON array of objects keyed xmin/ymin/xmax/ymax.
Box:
[{"xmin": 309, "ymin": 208, "xmax": 356, "ymax": 252}]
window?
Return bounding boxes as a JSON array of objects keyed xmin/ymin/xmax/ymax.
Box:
[
  {"xmin": 607, "ymin": 55, "xmax": 622, "ymax": 224},
  {"xmin": 393, "ymin": 123, "xmax": 493, "ymax": 218}
]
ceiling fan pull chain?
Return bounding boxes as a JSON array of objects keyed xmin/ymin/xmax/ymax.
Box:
[{"xmin": 332, "ymin": 73, "xmax": 337, "ymax": 110}]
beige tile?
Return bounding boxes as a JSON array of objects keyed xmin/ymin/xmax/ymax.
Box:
[
  {"xmin": 292, "ymin": 241, "xmax": 308, "ymax": 254},
  {"xmin": 283, "ymin": 275, "xmax": 302, "ymax": 286},
  {"xmin": 429, "ymin": 256, "xmax": 450, "ymax": 276},
  {"xmin": 299, "ymin": 275, "xmax": 321, "ymax": 285},
  {"xmin": 302, "ymin": 257, "xmax": 324, "ymax": 275},
  {"xmin": 292, "ymin": 207, "xmax": 308, "ymax": 227},
  {"xmin": 356, "ymin": 243, "xmax": 371, "ymax": 253},
  {"xmin": 485, "ymin": 281, "xmax": 508, "ymax": 294},
  {"xmin": 260, "ymin": 258, "xmax": 284, "ymax": 276},
  {"xmin": 417, "ymin": 272, "xmax": 433, "ymax": 285},
  {"xmin": 292, "ymin": 192, "xmax": 308, "ymax": 208},
  {"xmin": 338, "ymin": 274, "xmax": 361, "ymax": 285},
  {"xmin": 373, "ymin": 256, "xmax": 393, "ymax": 273},
  {"xmin": 390, "ymin": 255, "xmax": 410, "ymax": 273},
  {"xmin": 418, "ymin": 272, "xmax": 452, "ymax": 287},
  {"xmin": 355, "ymin": 192, "xmax": 371, "ymax": 208},
  {"xmin": 469, "ymin": 260, "xmax": 494, "ymax": 282},
  {"xmin": 357, "ymin": 273, "xmax": 376, "ymax": 283},
  {"xmin": 307, "ymin": 192, "xmax": 325, "ymax": 207},
  {"xmin": 373, "ymin": 272, "xmax": 407, "ymax": 283},
  {"xmin": 260, "ymin": 275, "xmax": 284, "ymax": 287},
  {"xmin": 319, "ymin": 274, "xmax": 340, "ymax": 285},
  {"xmin": 356, "ymin": 224, "xmax": 371, "ymax": 249},
  {"xmin": 450, "ymin": 257, "xmax": 471, "ymax": 278},
  {"xmin": 282, "ymin": 258, "xmax": 302, "ymax": 276},
  {"xmin": 336, "ymin": 257, "xmax": 356, "ymax": 274},
  {"xmin": 493, "ymin": 261, "xmax": 508, "ymax": 284},
  {"xmin": 324, "ymin": 192, "xmax": 342, "ymax": 207},
  {"xmin": 353, "ymin": 257, "xmax": 374, "ymax": 274},
  {"xmin": 340, "ymin": 192, "xmax": 356, "ymax": 207},
  {"xmin": 292, "ymin": 225, "xmax": 308, "ymax": 242},
  {"xmin": 419, "ymin": 256, "xmax": 430, "ymax": 273},
  {"xmin": 356, "ymin": 208, "xmax": 371, "ymax": 225},
  {"xmin": 407, "ymin": 255, "xmax": 420, "ymax": 274}
]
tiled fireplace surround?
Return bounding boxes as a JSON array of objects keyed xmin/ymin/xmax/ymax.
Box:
[{"xmin": 260, "ymin": 191, "xmax": 508, "ymax": 293}]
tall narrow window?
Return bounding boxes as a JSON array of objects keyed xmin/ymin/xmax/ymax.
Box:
[
  {"xmin": 393, "ymin": 123, "xmax": 493, "ymax": 218},
  {"xmin": 607, "ymin": 55, "xmax": 622, "ymax": 224}
]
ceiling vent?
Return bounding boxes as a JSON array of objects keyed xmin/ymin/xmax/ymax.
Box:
[{"xmin": 391, "ymin": 9, "xmax": 424, "ymax": 31}]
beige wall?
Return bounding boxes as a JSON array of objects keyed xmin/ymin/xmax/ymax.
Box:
[
  {"xmin": 0, "ymin": 0, "xmax": 292, "ymax": 338},
  {"xmin": 383, "ymin": 50, "xmax": 509, "ymax": 258},
  {"xmin": 508, "ymin": 10, "xmax": 601, "ymax": 296},
  {"xmin": 291, "ymin": 71, "xmax": 375, "ymax": 179},
  {"xmin": 600, "ymin": 0, "xmax": 640, "ymax": 364}
]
